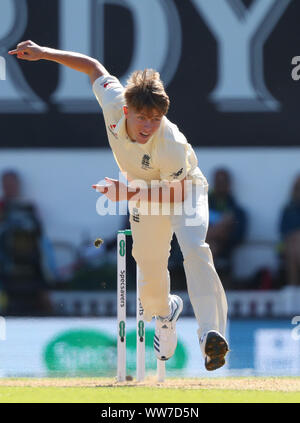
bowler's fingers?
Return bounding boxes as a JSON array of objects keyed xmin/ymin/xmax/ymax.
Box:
[
  {"xmin": 8, "ymin": 49, "xmax": 27, "ymax": 56},
  {"xmin": 17, "ymin": 52, "xmax": 28, "ymax": 60},
  {"xmin": 92, "ymin": 184, "xmax": 108, "ymax": 194},
  {"xmin": 104, "ymin": 177, "xmax": 118, "ymax": 185},
  {"xmin": 16, "ymin": 40, "xmax": 33, "ymax": 51},
  {"xmin": 8, "ymin": 41, "xmax": 32, "ymax": 55},
  {"xmin": 8, "ymin": 47, "xmax": 29, "ymax": 59}
]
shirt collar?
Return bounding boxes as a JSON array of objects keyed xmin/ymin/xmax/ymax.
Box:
[{"xmin": 115, "ymin": 116, "xmax": 128, "ymax": 140}]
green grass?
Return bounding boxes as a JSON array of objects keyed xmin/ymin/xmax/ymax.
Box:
[
  {"xmin": 0, "ymin": 377, "xmax": 299, "ymax": 403},
  {"xmin": 0, "ymin": 386, "xmax": 299, "ymax": 403}
]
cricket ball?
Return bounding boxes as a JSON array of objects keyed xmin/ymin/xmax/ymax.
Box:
[{"xmin": 94, "ymin": 238, "xmax": 104, "ymax": 248}]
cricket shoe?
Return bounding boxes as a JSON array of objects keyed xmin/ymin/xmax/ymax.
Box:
[
  {"xmin": 154, "ymin": 295, "xmax": 183, "ymax": 361},
  {"xmin": 200, "ymin": 330, "xmax": 229, "ymax": 371}
]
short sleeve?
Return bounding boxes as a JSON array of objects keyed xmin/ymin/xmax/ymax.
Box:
[{"xmin": 92, "ymin": 74, "xmax": 124, "ymax": 110}]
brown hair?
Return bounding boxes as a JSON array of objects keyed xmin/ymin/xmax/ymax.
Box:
[{"xmin": 124, "ymin": 69, "xmax": 170, "ymax": 115}]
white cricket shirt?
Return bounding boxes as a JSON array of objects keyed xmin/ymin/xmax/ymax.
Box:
[{"xmin": 92, "ymin": 74, "xmax": 207, "ymax": 187}]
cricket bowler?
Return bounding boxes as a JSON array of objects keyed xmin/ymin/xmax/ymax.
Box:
[{"xmin": 9, "ymin": 40, "xmax": 229, "ymax": 370}]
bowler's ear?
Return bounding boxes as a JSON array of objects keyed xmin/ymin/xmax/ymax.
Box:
[{"xmin": 123, "ymin": 106, "xmax": 128, "ymax": 116}]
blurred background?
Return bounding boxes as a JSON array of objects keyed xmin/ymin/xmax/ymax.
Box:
[{"xmin": 0, "ymin": 0, "xmax": 300, "ymax": 378}]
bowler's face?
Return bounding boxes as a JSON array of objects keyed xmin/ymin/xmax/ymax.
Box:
[{"xmin": 124, "ymin": 106, "xmax": 163, "ymax": 144}]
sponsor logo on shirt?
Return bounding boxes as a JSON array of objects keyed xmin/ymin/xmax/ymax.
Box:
[
  {"xmin": 108, "ymin": 124, "xmax": 118, "ymax": 139},
  {"xmin": 141, "ymin": 154, "xmax": 153, "ymax": 170},
  {"xmin": 170, "ymin": 168, "xmax": 183, "ymax": 179}
]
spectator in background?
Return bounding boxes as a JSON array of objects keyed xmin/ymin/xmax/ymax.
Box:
[
  {"xmin": 0, "ymin": 170, "xmax": 53, "ymax": 315},
  {"xmin": 206, "ymin": 168, "xmax": 247, "ymax": 288},
  {"xmin": 279, "ymin": 175, "xmax": 300, "ymax": 286}
]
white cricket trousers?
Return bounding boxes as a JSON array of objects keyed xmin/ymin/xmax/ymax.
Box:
[{"xmin": 129, "ymin": 182, "xmax": 228, "ymax": 341}]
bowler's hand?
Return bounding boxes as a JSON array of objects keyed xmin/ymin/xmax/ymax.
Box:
[
  {"xmin": 8, "ymin": 40, "xmax": 45, "ymax": 61},
  {"xmin": 92, "ymin": 177, "xmax": 128, "ymax": 202}
]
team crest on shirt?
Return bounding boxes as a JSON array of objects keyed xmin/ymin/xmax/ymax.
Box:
[
  {"xmin": 170, "ymin": 168, "xmax": 183, "ymax": 179},
  {"xmin": 108, "ymin": 124, "xmax": 118, "ymax": 139},
  {"xmin": 141, "ymin": 154, "xmax": 153, "ymax": 170}
]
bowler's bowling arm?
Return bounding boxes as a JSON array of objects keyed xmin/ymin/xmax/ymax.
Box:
[
  {"xmin": 42, "ymin": 47, "xmax": 107, "ymax": 84},
  {"xmin": 9, "ymin": 40, "xmax": 107, "ymax": 84}
]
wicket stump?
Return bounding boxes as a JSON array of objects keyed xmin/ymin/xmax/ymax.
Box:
[{"xmin": 117, "ymin": 229, "xmax": 165, "ymax": 382}]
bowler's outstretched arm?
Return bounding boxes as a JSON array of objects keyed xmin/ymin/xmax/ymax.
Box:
[{"xmin": 9, "ymin": 40, "xmax": 107, "ymax": 84}]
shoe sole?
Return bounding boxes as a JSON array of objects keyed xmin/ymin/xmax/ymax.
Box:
[{"xmin": 204, "ymin": 332, "xmax": 229, "ymax": 371}]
